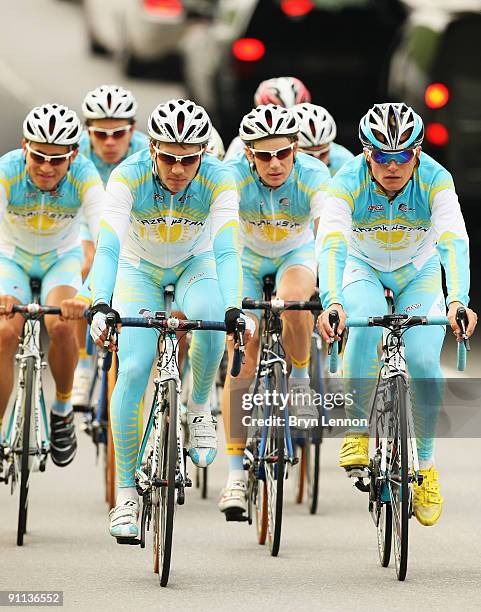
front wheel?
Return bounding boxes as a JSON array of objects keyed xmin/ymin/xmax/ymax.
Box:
[
  {"xmin": 389, "ymin": 376, "xmax": 409, "ymax": 581},
  {"xmin": 152, "ymin": 379, "xmax": 178, "ymax": 587},
  {"xmin": 17, "ymin": 357, "xmax": 36, "ymax": 546}
]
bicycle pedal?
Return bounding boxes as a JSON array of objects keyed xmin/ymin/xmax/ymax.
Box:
[
  {"xmin": 115, "ymin": 537, "xmax": 141, "ymax": 546},
  {"xmin": 345, "ymin": 466, "xmax": 369, "ymax": 479},
  {"xmin": 223, "ymin": 508, "xmax": 249, "ymax": 522}
]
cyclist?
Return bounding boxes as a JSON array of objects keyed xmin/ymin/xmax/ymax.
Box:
[
  {"xmin": 0, "ymin": 104, "xmax": 104, "ymax": 469},
  {"xmin": 86, "ymin": 99, "xmax": 252, "ymax": 539},
  {"xmin": 291, "ymin": 103, "xmax": 354, "ymax": 176},
  {"xmin": 316, "ymin": 102, "xmax": 477, "ymax": 526},
  {"xmin": 218, "ymin": 104, "xmax": 331, "ymax": 519},
  {"xmin": 72, "ymin": 85, "xmax": 149, "ymax": 409},
  {"xmin": 224, "ymin": 76, "xmax": 311, "ymax": 161}
]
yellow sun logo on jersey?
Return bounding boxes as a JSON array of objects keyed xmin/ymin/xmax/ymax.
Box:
[{"xmin": 25, "ymin": 212, "xmax": 56, "ymax": 232}]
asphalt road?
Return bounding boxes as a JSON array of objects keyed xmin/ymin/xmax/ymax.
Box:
[{"xmin": 1, "ymin": 2, "xmax": 481, "ymax": 611}]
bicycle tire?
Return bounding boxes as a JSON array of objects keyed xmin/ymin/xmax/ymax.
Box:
[
  {"xmin": 256, "ymin": 479, "xmax": 268, "ymax": 545},
  {"xmin": 266, "ymin": 361, "xmax": 285, "ymax": 557},
  {"xmin": 306, "ymin": 429, "xmax": 321, "ymax": 515},
  {"xmin": 294, "ymin": 444, "xmax": 306, "ymax": 504},
  {"xmin": 200, "ymin": 466, "xmax": 208, "ymax": 499},
  {"xmin": 17, "ymin": 357, "xmax": 35, "ymax": 546},
  {"xmin": 390, "ymin": 375, "xmax": 409, "ymax": 581},
  {"xmin": 158, "ymin": 379, "xmax": 178, "ymax": 587},
  {"xmin": 105, "ymin": 354, "xmax": 117, "ymax": 510},
  {"xmin": 377, "ymin": 502, "xmax": 392, "ymax": 567}
]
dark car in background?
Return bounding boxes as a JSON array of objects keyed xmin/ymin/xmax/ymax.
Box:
[
  {"xmin": 388, "ymin": 6, "xmax": 481, "ymax": 200},
  {"xmin": 182, "ymin": 0, "xmax": 407, "ymax": 151}
]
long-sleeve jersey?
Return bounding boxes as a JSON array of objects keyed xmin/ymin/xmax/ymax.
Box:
[
  {"xmin": 90, "ymin": 148, "xmax": 242, "ymax": 310},
  {"xmin": 0, "ymin": 149, "xmax": 103, "ymax": 256},
  {"xmin": 225, "ymin": 152, "xmax": 330, "ymax": 258},
  {"xmin": 316, "ymin": 152, "xmax": 470, "ymax": 308},
  {"xmin": 79, "ymin": 130, "xmax": 149, "ymax": 185}
]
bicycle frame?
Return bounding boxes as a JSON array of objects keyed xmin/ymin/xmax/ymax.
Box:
[{"xmin": 4, "ymin": 314, "xmax": 49, "ymax": 479}]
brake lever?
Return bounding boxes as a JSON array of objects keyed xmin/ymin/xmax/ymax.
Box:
[
  {"xmin": 456, "ymin": 307, "xmax": 471, "ymax": 351},
  {"xmin": 104, "ymin": 312, "xmax": 118, "ymax": 350},
  {"xmin": 327, "ymin": 309, "xmax": 341, "ymax": 355}
]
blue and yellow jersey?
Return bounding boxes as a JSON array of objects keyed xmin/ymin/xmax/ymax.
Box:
[
  {"xmin": 328, "ymin": 142, "xmax": 355, "ymax": 176},
  {"xmin": 316, "ymin": 152, "xmax": 470, "ymax": 308},
  {"xmin": 79, "ymin": 130, "xmax": 149, "ymax": 185},
  {"xmin": 225, "ymin": 152, "xmax": 330, "ymax": 258},
  {"xmin": 0, "ymin": 149, "xmax": 103, "ymax": 257},
  {"xmin": 90, "ymin": 148, "xmax": 242, "ymax": 309}
]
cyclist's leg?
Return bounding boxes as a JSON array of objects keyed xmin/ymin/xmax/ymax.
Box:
[
  {"xmin": 275, "ymin": 243, "xmax": 317, "ymax": 425},
  {"xmin": 111, "ymin": 259, "xmax": 167, "ymax": 491},
  {"xmin": 176, "ymin": 252, "xmax": 228, "ymax": 467},
  {"xmin": 218, "ymin": 248, "xmax": 266, "ymax": 504},
  {"xmin": 386, "ymin": 256, "xmax": 445, "ymax": 525},
  {"xmin": 42, "ymin": 247, "xmax": 84, "ymax": 466},
  {"xmin": 0, "ymin": 254, "xmax": 31, "ymax": 426},
  {"xmin": 393, "ymin": 257, "xmax": 445, "ymax": 465},
  {"xmin": 72, "ymin": 235, "xmax": 96, "ymax": 406},
  {"xmin": 340, "ymin": 257, "xmax": 386, "ymax": 467}
]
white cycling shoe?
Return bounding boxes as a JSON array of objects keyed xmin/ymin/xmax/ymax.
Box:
[
  {"xmin": 109, "ymin": 498, "xmax": 139, "ymax": 539},
  {"xmin": 187, "ymin": 411, "xmax": 217, "ymax": 468},
  {"xmin": 218, "ymin": 480, "xmax": 247, "ymax": 521}
]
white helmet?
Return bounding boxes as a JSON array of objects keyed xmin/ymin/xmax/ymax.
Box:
[
  {"xmin": 147, "ymin": 99, "xmax": 212, "ymax": 144},
  {"xmin": 254, "ymin": 77, "xmax": 311, "ymax": 108},
  {"xmin": 239, "ymin": 104, "xmax": 299, "ymax": 142},
  {"xmin": 23, "ymin": 103, "xmax": 82, "ymax": 146},
  {"xmin": 292, "ymin": 103, "xmax": 337, "ymax": 148},
  {"xmin": 82, "ymin": 84, "xmax": 137, "ymax": 120},
  {"xmin": 359, "ymin": 102, "xmax": 424, "ymax": 151},
  {"xmin": 206, "ymin": 126, "xmax": 225, "ymax": 160}
]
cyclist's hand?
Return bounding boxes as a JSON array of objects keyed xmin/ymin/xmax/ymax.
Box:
[
  {"xmin": 0, "ymin": 295, "xmax": 17, "ymax": 319},
  {"xmin": 447, "ymin": 302, "xmax": 478, "ymax": 340},
  {"xmin": 317, "ymin": 304, "xmax": 346, "ymax": 344},
  {"xmin": 89, "ymin": 304, "xmax": 121, "ymax": 351},
  {"xmin": 60, "ymin": 298, "xmax": 88, "ymax": 321},
  {"xmin": 225, "ymin": 308, "xmax": 255, "ymax": 345}
]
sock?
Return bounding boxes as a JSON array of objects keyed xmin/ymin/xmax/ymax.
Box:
[
  {"xmin": 51, "ymin": 390, "xmax": 73, "ymax": 417},
  {"xmin": 77, "ymin": 348, "xmax": 93, "ymax": 370},
  {"xmin": 419, "ymin": 458, "xmax": 435, "ymax": 470},
  {"xmin": 290, "ymin": 356, "xmax": 309, "ymax": 379},
  {"xmin": 187, "ymin": 398, "xmax": 209, "ymax": 415},
  {"xmin": 116, "ymin": 486, "xmax": 138, "ymax": 505}
]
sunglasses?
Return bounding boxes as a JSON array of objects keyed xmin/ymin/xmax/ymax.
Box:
[
  {"xmin": 299, "ymin": 146, "xmax": 330, "ymax": 158},
  {"xmin": 248, "ymin": 142, "xmax": 295, "ymax": 162},
  {"xmin": 152, "ymin": 144, "xmax": 205, "ymax": 166},
  {"xmin": 88, "ymin": 125, "xmax": 132, "ymax": 140},
  {"xmin": 26, "ymin": 142, "xmax": 75, "ymax": 166},
  {"xmin": 370, "ymin": 149, "xmax": 415, "ymax": 165}
]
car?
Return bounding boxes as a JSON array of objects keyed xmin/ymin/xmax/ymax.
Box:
[
  {"xmin": 83, "ymin": 0, "xmax": 213, "ymax": 78},
  {"xmin": 388, "ymin": 3, "xmax": 481, "ymax": 200},
  {"xmin": 181, "ymin": 0, "xmax": 407, "ymax": 151}
]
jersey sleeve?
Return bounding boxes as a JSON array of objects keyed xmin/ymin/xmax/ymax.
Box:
[
  {"xmin": 210, "ymin": 180, "xmax": 243, "ymax": 310},
  {"xmin": 316, "ymin": 178, "xmax": 353, "ymax": 308},
  {"xmin": 431, "ymin": 186, "xmax": 470, "ymax": 306},
  {"xmin": 89, "ymin": 169, "xmax": 134, "ymax": 305}
]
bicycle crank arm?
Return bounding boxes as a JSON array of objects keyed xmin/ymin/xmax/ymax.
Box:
[{"xmin": 116, "ymin": 537, "xmax": 142, "ymax": 546}]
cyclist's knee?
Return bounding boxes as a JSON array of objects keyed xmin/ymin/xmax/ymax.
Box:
[
  {"xmin": 47, "ymin": 318, "xmax": 75, "ymax": 344},
  {"xmin": 0, "ymin": 320, "xmax": 21, "ymax": 352}
]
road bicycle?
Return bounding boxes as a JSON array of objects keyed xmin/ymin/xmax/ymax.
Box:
[
  {"xmin": 0, "ymin": 280, "xmax": 61, "ymax": 546},
  {"xmin": 242, "ymin": 274, "xmax": 319, "ymax": 556},
  {"xmin": 103, "ymin": 285, "xmax": 244, "ymax": 587},
  {"xmin": 328, "ymin": 292, "xmax": 469, "ymax": 581}
]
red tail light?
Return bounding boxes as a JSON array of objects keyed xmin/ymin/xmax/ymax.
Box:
[
  {"xmin": 232, "ymin": 38, "xmax": 266, "ymax": 62},
  {"xmin": 143, "ymin": 0, "xmax": 183, "ymax": 17},
  {"xmin": 425, "ymin": 83, "xmax": 449, "ymax": 109},
  {"xmin": 281, "ymin": 0, "xmax": 314, "ymax": 17},
  {"xmin": 426, "ymin": 122, "xmax": 449, "ymax": 146}
]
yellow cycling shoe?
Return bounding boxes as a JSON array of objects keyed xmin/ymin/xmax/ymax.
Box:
[
  {"xmin": 339, "ymin": 433, "xmax": 369, "ymax": 469},
  {"xmin": 413, "ymin": 466, "xmax": 444, "ymax": 527}
]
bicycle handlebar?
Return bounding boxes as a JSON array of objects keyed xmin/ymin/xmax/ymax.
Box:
[
  {"xmin": 242, "ymin": 298, "xmax": 320, "ymax": 311},
  {"xmin": 328, "ymin": 309, "xmax": 469, "ymax": 372},
  {"xmin": 12, "ymin": 304, "xmax": 62, "ymax": 316}
]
